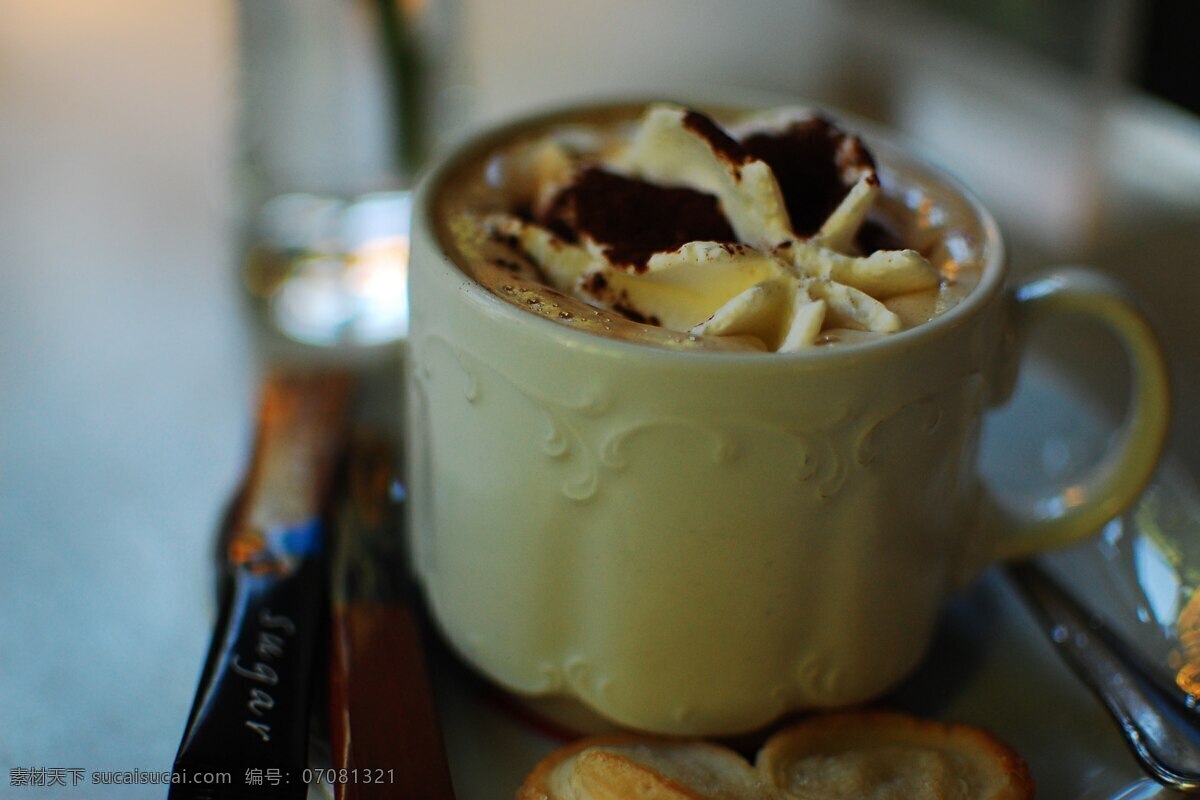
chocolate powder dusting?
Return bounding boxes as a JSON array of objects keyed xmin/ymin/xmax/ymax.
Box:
[
  {"xmin": 682, "ymin": 110, "xmax": 750, "ymax": 168},
  {"xmin": 541, "ymin": 167, "xmax": 736, "ymax": 270},
  {"xmin": 854, "ymin": 217, "xmax": 907, "ymax": 255},
  {"xmin": 581, "ymin": 272, "xmax": 608, "ymax": 294},
  {"xmin": 488, "ymin": 230, "xmax": 522, "ymax": 251},
  {"xmin": 613, "ymin": 304, "xmax": 659, "ymax": 326},
  {"xmin": 741, "ymin": 117, "xmax": 876, "ymax": 237}
]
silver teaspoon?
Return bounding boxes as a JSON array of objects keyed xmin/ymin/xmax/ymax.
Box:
[{"xmin": 1009, "ymin": 560, "xmax": 1200, "ymax": 793}]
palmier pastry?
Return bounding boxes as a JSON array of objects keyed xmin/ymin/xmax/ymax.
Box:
[
  {"xmin": 517, "ymin": 711, "xmax": 1034, "ymax": 800},
  {"xmin": 517, "ymin": 733, "xmax": 778, "ymax": 800},
  {"xmin": 757, "ymin": 710, "xmax": 1034, "ymax": 800}
]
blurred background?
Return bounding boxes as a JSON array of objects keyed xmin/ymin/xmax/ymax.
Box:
[{"xmin": 2, "ymin": 0, "xmax": 1198, "ymax": 794}]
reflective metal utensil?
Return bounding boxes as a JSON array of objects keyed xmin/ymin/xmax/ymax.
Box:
[{"xmin": 1010, "ymin": 560, "xmax": 1200, "ymax": 793}]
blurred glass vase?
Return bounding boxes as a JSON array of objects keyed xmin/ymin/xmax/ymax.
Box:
[{"xmin": 236, "ymin": 0, "xmax": 435, "ymax": 350}]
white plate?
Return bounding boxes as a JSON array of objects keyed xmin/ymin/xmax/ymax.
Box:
[{"xmin": 424, "ymin": 353, "xmax": 1198, "ymax": 800}]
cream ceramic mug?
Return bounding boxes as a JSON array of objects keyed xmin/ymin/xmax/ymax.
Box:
[{"xmin": 404, "ymin": 102, "xmax": 1170, "ymax": 736}]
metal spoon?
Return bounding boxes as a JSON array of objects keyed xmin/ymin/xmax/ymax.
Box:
[{"xmin": 1009, "ymin": 560, "xmax": 1200, "ymax": 793}]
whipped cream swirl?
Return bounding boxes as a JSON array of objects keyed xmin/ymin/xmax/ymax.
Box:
[{"xmin": 483, "ymin": 104, "xmax": 941, "ymax": 352}]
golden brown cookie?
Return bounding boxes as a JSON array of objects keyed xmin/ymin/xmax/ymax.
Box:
[
  {"xmin": 757, "ymin": 710, "xmax": 1034, "ymax": 800},
  {"xmin": 517, "ymin": 711, "xmax": 1034, "ymax": 800},
  {"xmin": 517, "ymin": 733, "xmax": 776, "ymax": 800}
]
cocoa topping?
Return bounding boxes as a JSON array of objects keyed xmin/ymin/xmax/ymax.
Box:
[
  {"xmin": 581, "ymin": 272, "xmax": 608, "ymax": 294},
  {"xmin": 489, "ymin": 230, "xmax": 522, "ymax": 250},
  {"xmin": 741, "ymin": 117, "xmax": 876, "ymax": 238},
  {"xmin": 682, "ymin": 110, "xmax": 750, "ymax": 168},
  {"xmin": 855, "ymin": 216, "xmax": 907, "ymax": 255},
  {"xmin": 541, "ymin": 167, "xmax": 737, "ymax": 270},
  {"xmin": 613, "ymin": 304, "xmax": 659, "ymax": 326}
]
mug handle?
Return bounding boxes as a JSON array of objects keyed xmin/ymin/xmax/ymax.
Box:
[{"xmin": 977, "ymin": 266, "xmax": 1171, "ymax": 566}]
